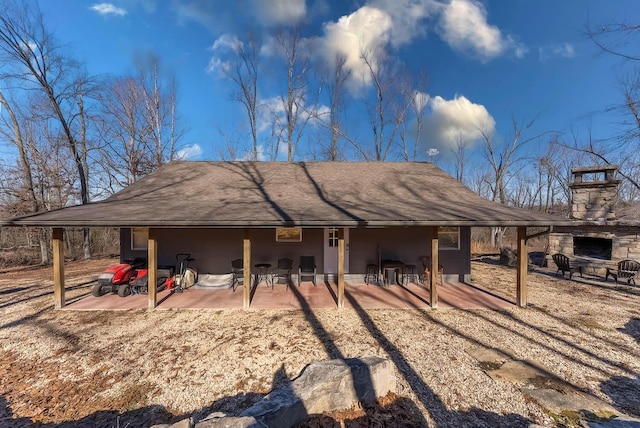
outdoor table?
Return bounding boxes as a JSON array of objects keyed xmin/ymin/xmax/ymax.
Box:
[
  {"xmin": 381, "ymin": 260, "xmax": 404, "ymax": 285},
  {"xmin": 254, "ymin": 263, "xmax": 272, "ymax": 286}
]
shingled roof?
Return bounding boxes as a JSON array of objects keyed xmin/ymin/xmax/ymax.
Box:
[{"xmin": 4, "ymin": 161, "xmax": 575, "ymax": 228}]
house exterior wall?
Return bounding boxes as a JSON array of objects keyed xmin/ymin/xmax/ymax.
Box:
[{"xmin": 121, "ymin": 226, "xmax": 471, "ymax": 281}]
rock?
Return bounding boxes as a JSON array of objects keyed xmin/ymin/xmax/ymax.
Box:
[
  {"xmin": 151, "ymin": 418, "xmax": 193, "ymax": 428},
  {"xmin": 500, "ymin": 247, "xmax": 517, "ymax": 267},
  {"xmin": 201, "ymin": 356, "xmax": 395, "ymax": 428},
  {"xmin": 521, "ymin": 388, "xmax": 620, "ymax": 419},
  {"xmin": 196, "ymin": 416, "xmax": 266, "ymax": 428}
]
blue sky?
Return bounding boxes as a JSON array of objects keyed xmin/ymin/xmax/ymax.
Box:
[{"xmin": 34, "ymin": 0, "xmax": 639, "ymax": 165}]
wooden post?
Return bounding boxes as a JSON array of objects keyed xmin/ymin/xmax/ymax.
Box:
[
  {"xmin": 243, "ymin": 230, "xmax": 251, "ymax": 309},
  {"xmin": 147, "ymin": 228, "xmax": 158, "ymax": 309},
  {"xmin": 516, "ymin": 226, "xmax": 528, "ymax": 307},
  {"xmin": 52, "ymin": 228, "xmax": 65, "ymax": 309},
  {"xmin": 430, "ymin": 226, "xmax": 439, "ymax": 309},
  {"xmin": 337, "ymin": 228, "xmax": 345, "ymax": 308}
]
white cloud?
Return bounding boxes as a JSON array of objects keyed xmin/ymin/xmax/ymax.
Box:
[
  {"xmin": 413, "ymin": 91, "xmax": 431, "ymax": 113},
  {"xmin": 176, "ymin": 144, "xmax": 203, "ymax": 160},
  {"xmin": 538, "ymin": 42, "xmax": 575, "ymax": 62},
  {"xmin": 257, "ymin": 96, "xmax": 329, "ymax": 134},
  {"xmin": 437, "ymin": 0, "xmax": 525, "ymax": 62},
  {"xmin": 206, "ymin": 34, "xmax": 242, "ymax": 74},
  {"xmin": 424, "ymin": 94, "xmax": 495, "ymax": 149},
  {"xmin": 318, "ymin": 6, "xmax": 393, "ymax": 88},
  {"xmin": 211, "ymin": 34, "xmax": 242, "ymax": 52},
  {"xmin": 89, "ymin": 3, "xmax": 128, "ymax": 16},
  {"xmin": 312, "ymin": 1, "xmax": 437, "ymax": 89},
  {"xmin": 251, "ymin": 0, "xmax": 307, "ymax": 26},
  {"xmin": 369, "ymin": 0, "xmax": 440, "ymax": 47}
]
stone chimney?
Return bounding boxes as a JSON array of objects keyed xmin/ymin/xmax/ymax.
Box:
[{"xmin": 570, "ymin": 165, "xmax": 621, "ymax": 221}]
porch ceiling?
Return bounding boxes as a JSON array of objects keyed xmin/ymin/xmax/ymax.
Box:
[{"xmin": 4, "ymin": 161, "xmax": 576, "ymax": 228}]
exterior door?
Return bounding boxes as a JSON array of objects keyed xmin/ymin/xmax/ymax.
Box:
[{"xmin": 324, "ymin": 228, "xmax": 349, "ymax": 274}]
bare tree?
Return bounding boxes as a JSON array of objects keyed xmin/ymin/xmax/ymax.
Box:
[
  {"xmin": 481, "ymin": 117, "xmax": 552, "ymax": 246},
  {"xmin": 96, "ymin": 77, "xmax": 151, "ymax": 190},
  {"xmin": 584, "ymin": 20, "xmax": 640, "ymax": 196},
  {"xmin": 135, "ymin": 53, "xmax": 183, "ymax": 167},
  {"xmin": 399, "ymin": 73, "xmax": 428, "ymax": 162},
  {"xmin": 322, "ymin": 53, "xmax": 351, "ymax": 161},
  {"xmin": 220, "ymin": 33, "xmax": 261, "ymax": 160},
  {"xmin": 271, "ymin": 27, "xmax": 318, "ymax": 161},
  {"xmin": 360, "ymin": 48, "xmax": 414, "ymax": 161},
  {"xmin": 0, "ymin": 0, "xmax": 95, "ymax": 258},
  {"xmin": 451, "ymin": 135, "xmax": 472, "ymax": 182}
]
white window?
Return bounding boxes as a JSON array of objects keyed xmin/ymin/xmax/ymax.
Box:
[
  {"xmin": 328, "ymin": 228, "xmax": 339, "ymax": 248},
  {"xmin": 131, "ymin": 228, "xmax": 149, "ymax": 250},
  {"xmin": 439, "ymin": 226, "xmax": 460, "ymax": 250}
]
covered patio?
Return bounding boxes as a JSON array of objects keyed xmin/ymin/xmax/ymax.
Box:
[
  {"xmin": 63, "ymin": 279, "xmax": 513, "ymax": 311},
  {"xmin": 3, "ymin": 161, "xmax": 576, "ymax": 311}
]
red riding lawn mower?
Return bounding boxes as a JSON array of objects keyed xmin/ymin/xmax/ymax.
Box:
[{"xmin": 92, "ymin": 257, "xmax": 147, "ymax": 297}]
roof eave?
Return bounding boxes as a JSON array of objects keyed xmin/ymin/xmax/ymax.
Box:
[{"xmin": 5, "ymin": 219, "xmax": 579, "ymax": 228}]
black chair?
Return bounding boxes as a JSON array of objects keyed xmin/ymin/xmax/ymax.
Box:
[
  {"xmin": 552, "ymin": 253, "xmax": 582, "ymax": 279},
  {"xmin": 402, "ymin": 264, "xmax": 419, "ymax": 286},
  {"xmin": 298, "ymin": 256, "xmax": 316, "ymax": 287},
  {"xmin": 231, "ymin": 258, "xmax": 244, "ymax": 291},
  {"xmin": 364, "ymin": 264, "xmax": 379, "ymax": 285},
  {"xmin": 606, "ymin": 259, "xmax": 640, "ymax": 285},
  {"xmin": 271, "ymin": 258, "xmax": 293, "ymax": 289}
]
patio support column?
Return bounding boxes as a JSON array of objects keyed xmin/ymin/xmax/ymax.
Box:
[
  {"xmin": 243, "ymin": 230, "xmax": 251, "ymax": 309},
  {"xmin": 147, "ymin": 228, "xmax": 158, "ymax": 309},
  {"xmin": 516, "ymin": 226, "xmax": 528, "ymax": 307},
  {"xmin": 430, "ymin": 226, "xmax": 439, "ymax": 309},
  {"xmin": 337, "ymin": 228, "xmax": 345, "ymax": 308},
  {"xmin": 52, "ymin": 228, "xmax": 65, "ymax": 309}
]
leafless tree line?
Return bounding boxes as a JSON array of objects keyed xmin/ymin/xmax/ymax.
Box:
[
  {"xmin": 2, "ymin": 1, "xmax": 640, "ymax": 265},
  {"xmin": 0, "ymin": 1, "xmax": 184, "ymax": 262}
]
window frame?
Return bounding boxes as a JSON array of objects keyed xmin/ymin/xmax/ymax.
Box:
[
  {"xmin": 439, "ymin": 226, "xmax": 460, "ymax": 250},
  {"xmin": 131, "ymin": 227, "xmax": 149, "ymax": 250}
]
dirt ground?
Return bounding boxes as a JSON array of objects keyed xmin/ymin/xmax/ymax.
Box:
[{"xmin": 0, "ymin": 256, "xmax": 639, "ymax": 427}]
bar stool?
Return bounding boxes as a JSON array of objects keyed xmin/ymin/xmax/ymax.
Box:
[
  {"xmin": 364, "ymin": 264, "xmax": 379, "ymax": 284},
  {"xmin": 402, "ymin": 264, "xmax": 418, "ymax": 285}
]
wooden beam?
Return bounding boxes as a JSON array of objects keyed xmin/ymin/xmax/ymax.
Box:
[
  {"xmin": 52, "ymin": 228, "xmax": 65, "ymax": 309},
  {"xmin": 430, "ymin": 226, "xmax": 439, "ymax": 309},
  {"xmin": 337, "ymin": 228, "xmax": 345, "ymax": 308},
  {"xmin": 243, "ymin": 230, "xmax": 251, "ymax": 309},
  {"xmin": 525, "ymin": 227, "xmax": 552, "ymax": 242},
  {"xmin": 147, "ymin": 228, "xmax": 158, "ymax": 309},
  {"xmin": 517, "ymin": 226, "xmax": 528, "ymax": 307}
]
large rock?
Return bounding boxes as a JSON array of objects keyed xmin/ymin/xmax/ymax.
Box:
[
  {"xmin": 241, "ymin": 356, "xmax": 395, "ymax": 427},
  {"xmin": 195, "ymin": 356, "xmax": 395, "ymax": 428}
]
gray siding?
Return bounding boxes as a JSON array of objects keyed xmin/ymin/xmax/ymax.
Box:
[
  {"xmin": 124, "ymin": 228, "xmax": 324, "ymax": 274},
  {"xmin": 349, "ymin": 226, "xmax": 470, "ymax": 281},
  {"xmin": 121, "ymin": 226, "xmax": 471, "ymax": 280}
]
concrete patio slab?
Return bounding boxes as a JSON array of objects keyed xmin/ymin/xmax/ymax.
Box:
[{"xmin": 64, "ymin": 280, "xmax": 514, "ymax": 311}]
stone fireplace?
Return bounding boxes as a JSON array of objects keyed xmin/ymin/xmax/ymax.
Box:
[{"xmin": 548, "ymin": 165, "xmax": 640, "ymax": 274}]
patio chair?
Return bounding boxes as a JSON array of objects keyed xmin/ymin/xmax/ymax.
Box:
[
  {"xmin": 271, "ymin": 257, "xmax": 293, "ymax": 289},
  {"xmin": 605, "ymin": 259, "xmax": 640, "ymax": 285},
  {"xmin": 551, "ymin": 253, "xmax": 582, "ymax": 279},
  {"xmin": 298, "ymin": 256, "xmax": 316, "ymax": 287},
  {"xmin": 364, "ymin": 264, "xmax": 379, "ymax": 285},
  {"xmin": 231, "ymin": 258, "xmax": 244, "ymax": 291},
  {"xmin": 420, "ymin": 256, "xmax": 443, "ymax": 286}
]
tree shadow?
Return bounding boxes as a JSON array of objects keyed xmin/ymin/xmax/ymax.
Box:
[
  {"xmin": 600, "ymin": 318, "xmax": 640, "ymax": 418},
  {"xmin": 343, "ymin": 292, "xmax": 534, "ymax": 427}
]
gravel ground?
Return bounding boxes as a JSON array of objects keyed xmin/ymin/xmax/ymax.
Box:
[{"xmin": 0, "ymin": 256, "xmax": 638, "ymax": 427}]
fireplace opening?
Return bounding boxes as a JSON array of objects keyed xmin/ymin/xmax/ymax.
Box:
[{"xmin": 573, "ymin": 236, "xmax": 612, "ymax": 260}]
